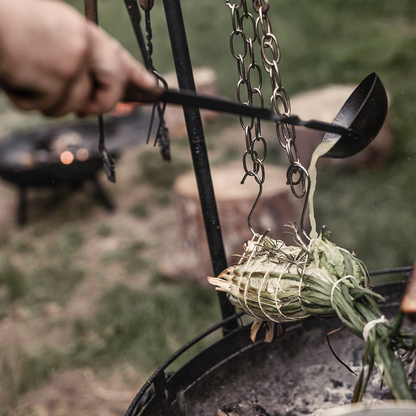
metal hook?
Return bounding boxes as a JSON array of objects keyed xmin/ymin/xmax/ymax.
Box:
[
  {"xmin": 146, "ymin": 70, "xmax": 171, "ymax": 161},
  {"xmin": 151, "ymin": 71, "xmax": 169, "ymax": 143},
  {"xmin": 295, "ymin": 163, "xmax": 311, "ymax": 243},
  {"xmin": 84, "ymin": 0, "xmax": 116, "ymax": 183},
  {"xmin": 244, "ymin": 171, "xmax": 263, "ymax": 237},
  {"xmin": 98, "ymin": 115, "xmax": 116, "ymax": 183}
]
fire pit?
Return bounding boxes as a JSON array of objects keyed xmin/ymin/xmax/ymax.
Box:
[{"xmin": 0, "ymin": 110, "xmax": 150, "ymax": 224}]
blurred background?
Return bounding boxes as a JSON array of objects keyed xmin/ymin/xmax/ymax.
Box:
[{"xmin": 1, "ymin": 1, "xmax": 416, "ymax": 415}]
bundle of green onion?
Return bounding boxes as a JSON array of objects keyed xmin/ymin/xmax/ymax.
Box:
[{"xmin": 208, "ymin": 227, "xmax": 416, "ymax": 402}]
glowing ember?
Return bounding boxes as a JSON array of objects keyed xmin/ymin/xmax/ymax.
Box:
[
  {"xmin": 60, "ymin": 151, "xmax": 74, "ymax": 165},
  {"xmin": 113, "ymin": 102, "xmax": 139, "ymax": 116},
  {"xmin": 76, "ymin": 148, "xmax": 89, "ymax": 162}
]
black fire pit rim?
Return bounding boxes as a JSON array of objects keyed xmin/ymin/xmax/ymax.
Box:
[{"xmin": 125, "ymin": 272, "xmax": 413, "ymax": 416}]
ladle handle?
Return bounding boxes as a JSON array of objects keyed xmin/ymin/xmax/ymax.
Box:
[
  {"xmin": 84, "ymin": 0, "xmax": 98, "ymax": 24},
  {"xmin": 401, "ymin": 263, "xmax": 416, "ymax": 321}
]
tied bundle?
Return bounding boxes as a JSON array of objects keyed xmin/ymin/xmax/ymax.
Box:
[{"xmin": 208, "ymin": 227, "xmax": 416, "ymax": 402}]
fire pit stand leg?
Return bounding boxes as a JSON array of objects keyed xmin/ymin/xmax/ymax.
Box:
[
  {"xmin": 17, "ymin": 185, "xmax": 27, "ymax": 226},
  {"xmin": 90, "ymin": 175, "xmax": 115, "ymax": 212},
  {"xmin": 162, "ymin": 0, "xmax": 237, "ymax": 333}
]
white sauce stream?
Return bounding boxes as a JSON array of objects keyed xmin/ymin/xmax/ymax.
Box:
[{"xmin": 307, "ymin": 137, "xmax": 340, "ymax": 239}]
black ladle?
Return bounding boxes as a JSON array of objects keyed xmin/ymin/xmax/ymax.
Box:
[
  {"xmin": 320, "ymin": 72, "xmax": 388, "ymax": 158},
  {"xmin": 125, "ymin": 72, "xmax": 388, "ymax": 158}
]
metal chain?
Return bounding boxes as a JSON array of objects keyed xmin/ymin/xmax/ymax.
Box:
[{"xmin": 226, "ymin": 0, "xmax": 308, "ymax": 235}]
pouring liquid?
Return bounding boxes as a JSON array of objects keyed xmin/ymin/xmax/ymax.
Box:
[{"xmin": 307, "ymin": 137, "xmax": 340, "ymax": 239}]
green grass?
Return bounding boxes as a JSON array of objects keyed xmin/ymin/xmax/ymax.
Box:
[
  {"xmin": 102, "ymin": 240, "xmax": 149, "ymax": 275},
  {"xmin": 0, "ymin": 347, "xmax": 64, "ymax": 404},
  {"xmin": 95, "ymin": 222, "xmax": 113, "ymax": 238},
  {"xmin": 0, "ymin": 258, "xmax": 25, "ymax": 321},
  {"xmin": 58, "ymin": 224, "xmax": 85, "ymax": 252},
  {"xmin": 24, "ymin": 261, "xmax": 84, "ymax": 310},
  {"xmin": 71, "ymin": 282, "xmax": 221, "ymax": 372},
  {"xmin": 0, "ymin": 281, "xmax": 221, "ymax": 409},
  {"xmin": 134, "ymin": 149, "xmax": 191, "ymax": 189},
  {"xmin": 20, "ymin": 225, "xmax": 85, "ymax": 310},
  {"xmin": 129, "ymin": 201, "xmax": 149, "ymax": 219},
  {"xmin": 5, "ymin": 224, "xmax": 86, "ymax": 312}
]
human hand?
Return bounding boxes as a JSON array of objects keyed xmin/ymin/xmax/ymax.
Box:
[{"xmin": 0, "ymin": 0, "xmax": 157, "ymax": 117}]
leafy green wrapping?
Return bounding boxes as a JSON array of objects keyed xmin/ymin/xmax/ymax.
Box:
[{"xmin": 208, "ymin": 231, "xmax": 416, "ymax": 402}]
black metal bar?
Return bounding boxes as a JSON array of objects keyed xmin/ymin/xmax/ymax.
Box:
[
  {"xmin": 153, "ymin": 371, "xmax": 170, "ymax": 416},
  {"xmin": 157, "ymin": 90, "xmax": 359, "ymax": 139},
  {"xmin": 84, "ymin": 0, "xmax": 98, "ymax": 23},
  {"xmin": 369, "ymin": 266, "xmax": 414, "ymax": 276},
  {"xmin": 162, "ymin": 0, "xmax": 237, "ymax": 331}
]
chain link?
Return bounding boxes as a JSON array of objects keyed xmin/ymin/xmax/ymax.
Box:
[{"xmin": 226, "ymin": 0, "xmax": 307, "ymax": 235}]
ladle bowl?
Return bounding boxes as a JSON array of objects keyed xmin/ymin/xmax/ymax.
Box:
[{"xmin": 322, "ymin": 72, "xmax": 388, "ymax": 158}]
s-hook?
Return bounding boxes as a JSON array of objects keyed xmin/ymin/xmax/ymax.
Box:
[
  {"xmin": 84, "ymin": 0, "xmax": 116, "ymax": 182},
  {"xmin": 124, "ymin": 0, "xmax": 171, "ymax": 161}
]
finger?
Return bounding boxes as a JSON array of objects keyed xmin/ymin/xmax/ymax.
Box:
[
  {"xmin": 42, "ymin": 71, "xmax": 93, "ymax": 117},
  {"xmin": 1, "ymin": 58, "xmax": 90, "ymax": 114},
  {"xmin": 78, "ymin": 24, "xmax": 127, "ymax": 116}
]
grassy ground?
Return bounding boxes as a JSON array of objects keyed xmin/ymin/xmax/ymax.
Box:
[{"xmin": 0, "ymin": 1, "xmax": 416, "ymax": 415}]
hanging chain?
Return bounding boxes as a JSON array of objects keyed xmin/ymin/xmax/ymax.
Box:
[{"xmin": 226, "ymin": 0, "xmax": 308, "ymax": 235}]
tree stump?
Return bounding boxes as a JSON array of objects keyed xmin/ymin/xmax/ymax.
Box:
[
  {"xmin": 166, "ymin": 164, "xmax": 303, "ymax": 285},
  {"xmin": 162, "ymin": 68, "xmax": 220, "ymax": 138},
  {"xmin": 291, "ymin": 84, "xmax": 392, "ymax": 170}
]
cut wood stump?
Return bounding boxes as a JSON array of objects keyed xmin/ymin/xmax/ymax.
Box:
[
  {"xmin": 291, "ymin": 84, "xmax": 392, "ymax": 170},
  {"xmin": 162, "ymin": 164, "xmax": 303, "ymax": 285},
  {"xmin": 163, "ymin": 67, "xmax": 220, "ymax": 138}
]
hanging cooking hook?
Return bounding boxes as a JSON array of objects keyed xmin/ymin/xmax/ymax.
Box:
[
  {"xmin": 124, "ymin": 0, "xmax": 171, "ymax": 161},
  {"xmin": 84, "ymin": 0, "xmax": 116, "ymax": 182},
  {"xmin": 293, "ymin": 163, "xmax": 311, "ymax": 243},
  {"xmin": 243, "ymin": 170, "xmax": 264, "ymax": 237}
]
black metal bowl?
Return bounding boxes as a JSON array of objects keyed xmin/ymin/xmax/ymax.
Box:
[{"xmin": 0, "ymin": 110, "xmax": 150, "ymax": 187}]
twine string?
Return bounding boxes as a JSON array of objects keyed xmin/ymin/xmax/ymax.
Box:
[
  {"xmin": 258, "ymin": 263, "xmax": 281, "ymax": 323},
  {"xmin": 297, "ymin": 252, "xmax": 310, "ymax": 314},
  {"xmin": 273, "ymin": 263, "xmax": 296, "ymax": 320},
  {"xmin": 243, "ymin": 255, "xmax": 267, "ymax": 320},
  {"xmin": 362, "ymin": 316, "xmax": 388, "ymax": 342},
  {"xmin": 330, "ymin": 275, "xmax": 359, "ymax": 310}
]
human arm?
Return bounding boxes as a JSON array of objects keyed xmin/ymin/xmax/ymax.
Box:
[{"xmin": 0, "ymin": 0, "xmax": 157, "ymax": 117}]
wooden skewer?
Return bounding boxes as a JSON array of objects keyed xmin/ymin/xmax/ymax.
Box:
[{"xmin": 400, "ymin": 263, "xmax": 416, "ymax": 321}]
